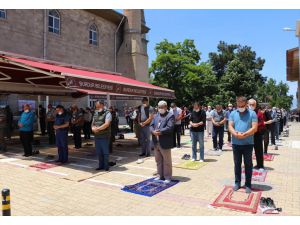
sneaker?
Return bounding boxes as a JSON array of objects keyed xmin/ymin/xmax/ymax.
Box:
[
  {"xmin": 181, "ymin": 154, "xmax": 187, "ymax": 160},
  {"xmin": 154, "ymin": 177, "xmax": 163, "ymax": 182},
  {"xmin": 164, "ymin": 179, "xmax": 171, "ymax": 184},
  {"xmin": 260, "ymin": 197, "xmax": 268, "ymax": 208},
  {"xmin": 233, "ymin": 184, "xmax": 241, "ymax": 191},
  {"xmin": 199, "ymin": 160, "xmax": 204, "ymax": 162},
  {"xmin": 245, "ymin": 187, "xmax": 252, "ymax": 194},
  {"xmin": 191, "ymin": 158, "xmax": 196, "ymax": 162},
  {"xmin": 259, "ymin": 168, "xmax": 265, "ymax": 172},
  {"xmin": 253, "ymin": 165, "xmax": 259, "ymax": 170}
]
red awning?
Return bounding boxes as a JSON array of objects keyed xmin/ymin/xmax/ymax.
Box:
[{"xmin": 0, "ymin": 52, "xmax": 175, "ymax": 99}]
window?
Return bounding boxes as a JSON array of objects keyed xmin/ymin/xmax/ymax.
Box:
[
  {"xmin": 0, "ymin": 9, "xmax": 6, "ymax": 19},
  {"xmin": 48, "ymin": 10, "xmax": 60, "ymax": 34},
  {"xmin": 89, "ymin": 24, "xmax": 98, "ymax": 46}
]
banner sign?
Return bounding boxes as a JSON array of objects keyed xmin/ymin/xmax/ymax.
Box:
[{"xmin": 65, "ymin": 76, "xmax": 175, "ymax": 99}]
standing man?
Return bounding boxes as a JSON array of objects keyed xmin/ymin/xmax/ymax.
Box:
[
  {"xmin": 83, "ymin": 107, "xmax": 92, "ymax": 140},
  {"xmin": 150, "ymin": 100, "xmax": 175, "ymax": 184},
  {"xmin": 170, "ymin": 103, "xmax": 182, "ymax": 148},
  {"xmin": 92, "ymin": 101, "xmax": 112, "ymax": 171},
  {"xmin": 189, "ymin": 102, "xmax": 206, "ymax": 162},
  {"xmin": 0, "ymin": 107, "xmax": 7, "ymax": 152},
  {"xmin": 275, "ymin": 107, "xmax": 282, "ymax": 141},
  {"xmin": 248, "ymin": 99, "xmax": 265, "ymax": 171},
  {"xmin": 138, "ymin": 97, "xmax": 154, "ymax": 157},
  {"xmin": 206, "ymin": 105, "xmax": 213, "ymax": 138},
  {"xmin": 228, "ymin": 96, "xmax": 258, "ymax": 193},
  {"xmin": 262, "ymin": 106, "xmax": 273, "ymax": 154},
  {"xmin": 226, "ymin": 104, "xmax": 234, "ymax": 144},
  {"xmin": 46, "ymin": 104, "xmax": 56, "ymax": 145},
  {"xmin": 71, "ymin": 105, "xmax": 84, "ymax": 149},
  {"xmin": 18, "ymin": 104, "xmax": 35, "ymax": 157},
  {"xmin": 38, "ymin": 104, "xmax": 46, "ymax": 136},
  {"xmin": 53, "ymin": 105, "xmax": 70, "ymax": 163},
  {"xmin": 211, "ymin": 105, "xmax": 227, "ymax": 151},
  {"xmin": 270, "ymin": 107, "xmax": 277, "ymax": 146}
]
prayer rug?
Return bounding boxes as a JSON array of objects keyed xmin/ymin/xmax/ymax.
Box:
[
  {"xmin": 29, "ymin": 162, "xmax": 59, "ymax": 170},
  {"xmin": 121, "ymin": 177, "xmax": 179, "ymax": 197},
  {"xmin": 242, "ymin": 168, "xmax": 268, "ymax": 182},
  {"xmin": 253, "ymin": 154, "xmax": 274, "ymax": 161},
  {"xmin": 173, "ymin": 160, "xmax": 208, "ymax": 170},
  {"xmin": 210, "ymin": 186, "xmax": 262, "ymax": 213}
]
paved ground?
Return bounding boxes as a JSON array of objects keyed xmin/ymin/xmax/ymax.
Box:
[{"xmin": 0, "ymin": 122, "xmax": 299, "ymax": 216}]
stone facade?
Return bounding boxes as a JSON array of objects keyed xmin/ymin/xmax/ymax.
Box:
[{"xmin": 0, "ymin": 9, "xmax": 149, "ymax": 115}]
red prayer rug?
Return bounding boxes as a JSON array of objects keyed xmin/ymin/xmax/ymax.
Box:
[
  {"xmin": 210, "ymin": 186, "xmax": 262, "ymax": 213},
  {"xmin": 30, "ymin": 162, "xmax": 59, "ymax": 170},
  {"xmin": 253, "ymin": 154, "xmax": 274, "ymax": 161},
  {"xmin": 242, "ymin": 168, "xmax": 268, "ymax": 182}
]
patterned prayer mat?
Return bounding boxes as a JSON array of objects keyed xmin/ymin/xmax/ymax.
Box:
[
  {"xmin": 173, "ymin": 160, "xmax": 208, "ymax": 170},
  {"xmin": 242, "ymin": 168, "xmax": 268, "ymax": 182},
  {"xmin": 253, "ymin": 154, "xmax": 274, "ymax": 161},
  {"xmin": 210, "ymin": 186, "xmax": 262, "ymax": 213},
  {"xmin": 29, "ymin": 162, "xmax": 59, "ymax": 170},
  {"xmin": 121, "ymin": 177, "xmax": 179, "ymax": 197}
]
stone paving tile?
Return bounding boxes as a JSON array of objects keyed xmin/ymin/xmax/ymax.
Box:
[{"xmin": 0, "ymin": 122, "xmax": 300, "ymax": 216}]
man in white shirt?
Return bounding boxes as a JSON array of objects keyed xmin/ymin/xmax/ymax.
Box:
[
  {"xmin": 206, "ymin": 105, "xmax": 213, "ymax": 138},
  {"xmin": 170, "ymin": 103, "xmax": 182, "ymax": 148}
]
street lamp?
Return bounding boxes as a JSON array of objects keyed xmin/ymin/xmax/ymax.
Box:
[{"xmin": 283, "ymin": 22, "xmax": 300, "ymax": 110}]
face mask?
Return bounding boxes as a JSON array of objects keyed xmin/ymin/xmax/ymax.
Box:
[
  {"xmin": 58, "ymin": 112, "xmax": 63, "ymax": 115},
  {"xmin": 194, "ymin": 109, "xmax": 200, "ymax": 112},
  {"xmin": 238, "ymin": 107, "xmax": 246, "ymax": 113},
  {"xmin": 24, "ymin": 110, "xmax": 29, "ymax": 113},
  {"xmin": 228, "ymin": 107, "xmax": 232, "ymax": 110},
  {"xmin": 158, "ymin": 109, "xmax": 166, "ymax": 114},
  {"xmin": 143, "ymin": 104, "xmax": 147, "ymax": 107},
  {"xmin": 249, "ymin": 106, "xmax": 255, "ymax": 111}
]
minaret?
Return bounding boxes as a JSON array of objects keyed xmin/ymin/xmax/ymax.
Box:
[{"xmin": 116, "ymin": 9, "xmax": 149, "ymax": 83}]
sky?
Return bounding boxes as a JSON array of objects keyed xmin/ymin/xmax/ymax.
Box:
[{"xmin": 140, "ymin": 10, "xmax": 299, "ymax": 108}]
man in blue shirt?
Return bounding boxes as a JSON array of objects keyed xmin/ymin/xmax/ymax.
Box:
[
  {"xmin": 54, "ymin": 105, "xmax": 70, "ymax": 163},
  {"xmin": 18, "ymin": 104, "xmax": 35, "ymax": 157},
  {"xmin": 228, "ymin": 96, "xmax": 258, "ymax": 194}
]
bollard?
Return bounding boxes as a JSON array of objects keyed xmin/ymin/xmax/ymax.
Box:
[{"xmin": 2, "ymin": 189, "xmax": 11, "ymax": 216}]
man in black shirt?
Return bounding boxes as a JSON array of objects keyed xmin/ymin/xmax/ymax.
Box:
[
  {"xmin": 189, "ymin": 102, "xmax": 206, "ymax": 162},
  {"xmin": 262, "ymin": 106, "xmax": 273, "ymax": 154}
]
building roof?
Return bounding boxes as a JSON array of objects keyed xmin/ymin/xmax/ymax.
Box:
[{"xmin": 84, "ymin": 9, "xmax": 150, "ymax": 33}]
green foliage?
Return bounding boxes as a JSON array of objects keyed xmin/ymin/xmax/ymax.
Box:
[
  {"xmin": 150, "ymin": 39, "xmax": 293, "ymax": 109},
  {"xmin": 256, "ymin": 78, "xmax": 293, "ymax": 109}
]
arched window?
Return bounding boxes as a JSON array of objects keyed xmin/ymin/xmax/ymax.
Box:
[
  {"xmin": 48, "ymin": 10, "xmax": 60, "ymax": 34},
  {"xmin": 0, "ymin": 9, "xmax": 6, "ymax": 19},
  {"xmin": 89, "ymin": 24, "xmax": 98, "ymax": 46}
]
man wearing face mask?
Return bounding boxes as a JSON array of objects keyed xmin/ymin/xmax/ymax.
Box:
[
  {"xmin": 206, "ymin": 106, "xmax": 213, "ymax": 138},
  {"xmin": 270, "ymin": 107, "xmax": 277, "ymax": 146},
  {"xmin": 226, "ymin": 104, "xmax": 234, "ymax": 144},
  {"xmin": 150, "ymin": 100, "xmax": 175, "ymax": 184},
  {"xmin": 189, "ymin": 102, "xmax": 206, "ymax": 162},
  {"xmin": 170, "ymin": 103, "xmax": 183, "ymax": 148},
  {"xmin": 211, "ymin": 105, "xmax": 227, "ymax": 151},
  {"xmin": 138, "ymin": 97, "xmax": 154, "ymax": 157},
  {"xmin": 248, "ymin": 99, "xmax": 265, "ymax": 171},
  {"xmin": 92, "ymin": 101, "xmax": 112, "ymax": 171},
  {"xmin": 229, "ymin": 96, "xmax": 258, "ymax": 194},
  {"xmin": 18, "ymin": 104, "xmax": 35, "ymax": 157},
  {"xmin": 53, "ymin": 105, "xmax": 70, "ymax": 163}
]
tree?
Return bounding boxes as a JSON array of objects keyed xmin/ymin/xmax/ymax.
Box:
[
  {"xmin": 257, "ymin": 78, "xmax": 293, "ymax": 109},
  {"xmin": 209, "ymin": 41, "xmax": 266, "ymax": 104},
  {"xmin": 149, "ymin": 39, "xmax": 216, "ymax": 106}
]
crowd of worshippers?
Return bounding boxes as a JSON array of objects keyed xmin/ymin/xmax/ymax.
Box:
[{"xmin": 0, "ymin": 97, "xmax": 291, "ymax": 192}]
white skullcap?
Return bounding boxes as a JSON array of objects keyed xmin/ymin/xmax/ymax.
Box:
[{"xmin": 158, "ymin": 100, "xmax": 167, "ymax": 107}]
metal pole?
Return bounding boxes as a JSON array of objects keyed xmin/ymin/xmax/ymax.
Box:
[
  {"xmin": 2, "ymin": 189, "xmax": 11, "ymax": 216},
  {"xmin": 37, "ymin": 95, "xmax": 41, "ymax": 133}
]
